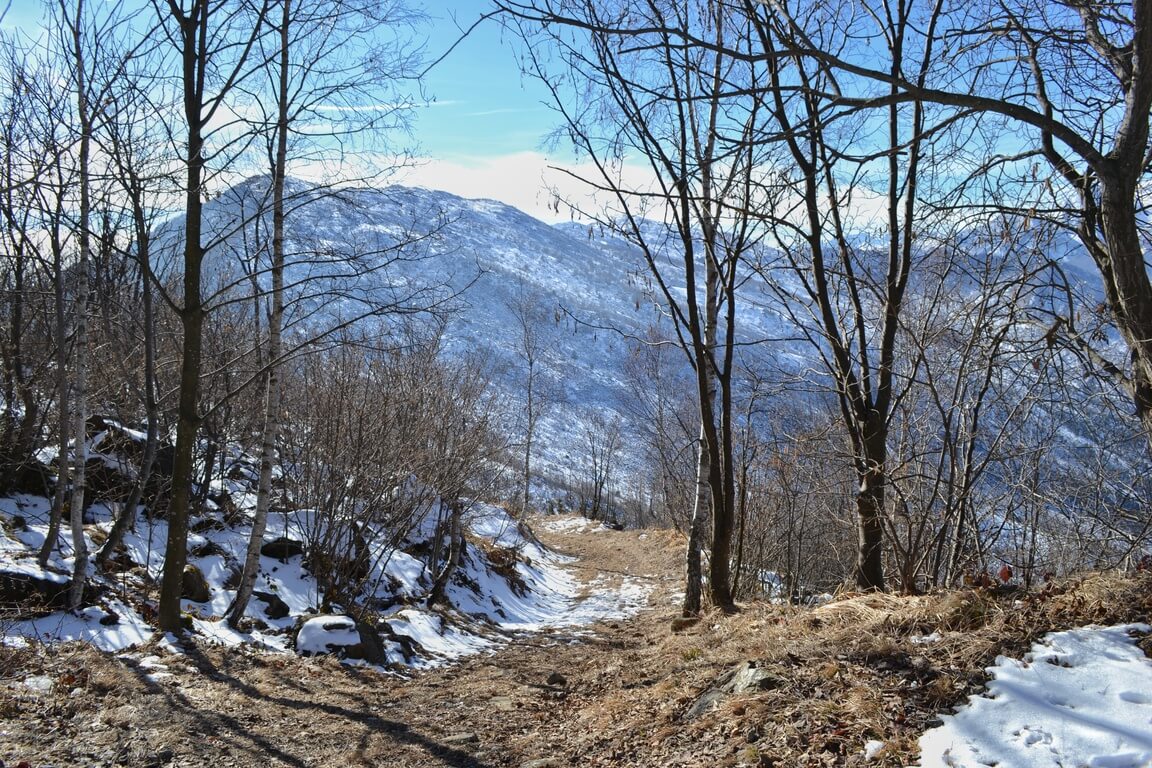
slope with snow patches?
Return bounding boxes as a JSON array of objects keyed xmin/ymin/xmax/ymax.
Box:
[
  {"xmin": 180, "ymin": 177, "xmax": 1145, "ymax": 535},
  {"xmin": 0, "ymin": 486, "xmax": 651, "ymax": 670}
]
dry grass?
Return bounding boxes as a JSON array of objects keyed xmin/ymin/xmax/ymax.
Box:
[{"xmin": 555, "ymin": 570, "xmax": 1152, "ymax": 767}]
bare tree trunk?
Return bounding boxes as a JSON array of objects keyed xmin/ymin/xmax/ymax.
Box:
[
  {"xmin": 38, "ymin": 213, "xmax": 71, "ymax": 568},
  {"xmin": 97, "ymin": 193, "xmax": 158, "ymax": 569},
  {"xmin": 228, "ymin": 0, "xmax": 290, "ymax": 627},
  {"xmin": 157, "ymin": 5, "xmax": 209, "ymax": 631},
  {"xmin": 65, "ymin": 0, "xmax": 94, "ymax": 611},
  {"xmin": 156, "ymin": 0, "xmax": 269, "ymax": 632},
  {"xmin": 1096, "ymin": 174, "xmax": 1152, "ymax": 448},
  {"xmin": 854, "ymin": 413, "xmax": 886, "ymax": 591},
  {"xmin": 682, "ymin": 429, "xmax": 707, "ymax": 616},
  {"xmin": 429, "ymin": 499, "xmax": 464, "ymax": 605},
  {"xmin": 522, "ymin": 356, "xmax": 534, "ymax": 517}
]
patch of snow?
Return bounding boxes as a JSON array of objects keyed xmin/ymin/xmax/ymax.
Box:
[
  {"xmin": 469, "ymin": 506, "xmax": 525, "ymax": 548},
  {"xmin": 916, "ymin": 623, "xmax": 1152, "ymax": 768},
  {"xmin": 3, "ymin": 490, "xmax": 651, "ymax": 673},
  {"xmin": 7, "ymin": 599, "xmax": 154, "ymax": 652},
  {"xmin": 388, "ymin": 609, "xmax": 494, "ymax": 665},
  {"xmin": 297, "ymin": 615, "xmax": 359, "ymax": 656},
  {"xmin": 541, "ymin": 516, "xmax": 602, "ymax": 534}
]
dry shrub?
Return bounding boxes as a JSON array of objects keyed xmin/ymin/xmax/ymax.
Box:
[
  {"xmin": 932, "ymin": 590, "xmax": 1002, "ymax": 631},
  {"xmin": 479, "ymin": 541, "xmax": 529, "ymax": 596},
  {"xmin": 922, "ymin": 673, "xmax": 961, "ymax": 707},
  {"xmin": 811, "ymin": 589, "xmax": 1003, "ymax": 634},
  {"xmin": 0, "ymin": 638, "xmax": 37, "ymax": 693},
  {"xmin": 0, "ymin": 598, "xmax": 42, "ymax": 683}
]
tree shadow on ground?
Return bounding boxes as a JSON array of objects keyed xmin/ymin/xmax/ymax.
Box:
[{"xmin": 116, "ymin": 642, "xmax": 496, "ymax": 768}]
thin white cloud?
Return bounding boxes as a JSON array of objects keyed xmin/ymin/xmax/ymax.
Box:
[
  {"xmin": 395, "ymin": 151, "xmax": 659, "ymax": 224},
  {"xmin": 464, "ymin": 107, "xmax": 541, "ymax": 118}
]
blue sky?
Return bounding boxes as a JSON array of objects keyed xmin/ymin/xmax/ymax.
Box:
[
  {"xmin": 397, "ymin": 2, "xmax": 595, "ymax": 221},
  {"xmin": 1, "ymin": 1, "xmax": 597, "ymax": 222},
  {"xmin": 417, "ymin": 4, "xmax": 556, "ymax": 160}
]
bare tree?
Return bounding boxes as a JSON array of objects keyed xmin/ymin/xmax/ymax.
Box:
[
  {"xmin": 621, "ymin": 326, "xmax": 698, "ymax": 532},
  {"xmin": 756, "ymin": 0, "xmax": 1152, "ymax": 454},
  {"xmin": 739, "ymin": 0, "xmax": 958, "ymax": 590},
  {"xmin": 499, "ymin": 0, "xmax": 771, "ymax": 613},
  {"xmin": 153, "ymin": 0, "xmax": 271, "ymax": 633},
  {"xmin": 57, "ymin": 0, "xmax": 98, "ymax": 610},
  {"xmin": 505, "ymin": 280, "xmax": 559, "ymax": 519},
  {"xmin": 277, "ymin": 325, "xmax": 500, "ymax": 612},
  {"xmin": 0, "ymin": 35, "xmax": 60, "ymax": 502},
  {"xmin": 581, "ymin": 409, "xmax": 621, "ymax": 522},
  {"xmin": 227, "ymin": 0, "xmax": 426, "ymax": 627},
  {"xmin": 93, "ymin": 35, "xmax": 176, "ymax": 570}
]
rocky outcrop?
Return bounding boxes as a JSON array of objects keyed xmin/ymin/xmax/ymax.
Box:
[
  {"xmin": 181, "ymin": 564, "xmax": 211, "ymax": 603},
  {"xmin": 682, "ymin": 661, "xmax": 785, "ymax": 721},
  {"xmin": 295, "ymin": 615, "xmax": 388, "ymax": 665},
  {"xmin": 253, "ymin": 590, "xmax": 290, "ymax": 620},
  {"xmin": 0, "ymin": 569, "xmax": 70, "ymax": 615},
  {"xmin": 261, "ymin": 536, "xmax": 304, "ymax": 561}
]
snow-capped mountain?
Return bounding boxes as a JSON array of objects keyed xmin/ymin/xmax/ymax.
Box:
[{"xmin": 177, "ymin": 177, "xmax": 722, "ymax": 490}]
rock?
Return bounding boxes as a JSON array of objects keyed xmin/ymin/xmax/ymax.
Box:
[
  {"xmin": 181, "ymin": 564, "xmax": 211, "ymax": 603},
  {"xmin": 83, "ymin": 457, "xmax": 135, "ymax": 508},
  {"xmin": 143, "ymin": 746, "xmax": 175, "ymax": 767},
  {"xmin": 253, "ymin": 590, "xmax": 290, "ymax": 620},
  {"xmin": 442, "ymin": 733, "xmax": 479, "ymax": 746},
  {"xmin": 260, "ymin": 536, "xmax": 304, "ymax": 561},
  {"xmin": 682, "ymin": 661, "xmax": 784, "ymax": 722},
  {"xmin": 682, "ymin": 688, "xmax": 725, "ymax": 721},
  {"xmin": 3, "ymin": 459, "xmax": 54, "ymax": 497},
  {"xmin": 345, "ymin": 620, "xmax": 386, "ymax": 665},
  {"xmin": 520, "ymin": 760, "xmax": 562, "ymax": 768},
  {"xmin": 728, "ymin": 661, "xmax": 783, "ymax": 694},
  {"xmin": 189, "ymin": 540, "xmax": 227, "ymax": 558},
  {"xmin": 490, "ymin": 696, "xmax": 515, "ymax": 711},
  {"xmin": 0, "ymin": 570, "xmax": 70, "ymax": 615},
  {"xmin": 209, "ymin": 492, "xmax": 241, "ymax": 524},
  {"xmin": 190, "ymin": 517, "xmax": 226, "ymax": 534},
  {"xmin": 295, "ymin": 615, "xmax": 385, "ymax": 664},
  {"xmin": 297, "ymin": 615, "xmax": 359, "ymax": 657},
  {"xmin": 102, "ymin": 547, "xmax": 137, "ymax": 573}
]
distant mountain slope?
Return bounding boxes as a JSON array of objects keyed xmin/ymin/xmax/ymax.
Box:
[
  {"xmin": 171, "ymin": 177, "xmax": 1140, "ymax": 533},
  {"xmin": 174, "ymin": 178, "xmax": 709, "ymax": 488}
]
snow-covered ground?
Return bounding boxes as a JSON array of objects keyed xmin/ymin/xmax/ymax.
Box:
[
  {"xmin": 1, "ymin": 496, "xmax": 652, "ymax": 670},
  {"xmin": 915, "ymin": 623, "xmax": 1152, "ymax": 768}
]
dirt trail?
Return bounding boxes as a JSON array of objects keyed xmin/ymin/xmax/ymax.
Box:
[{"xmin": 0, "ymin": 522, "xmax": 695, "ymax": 768}]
